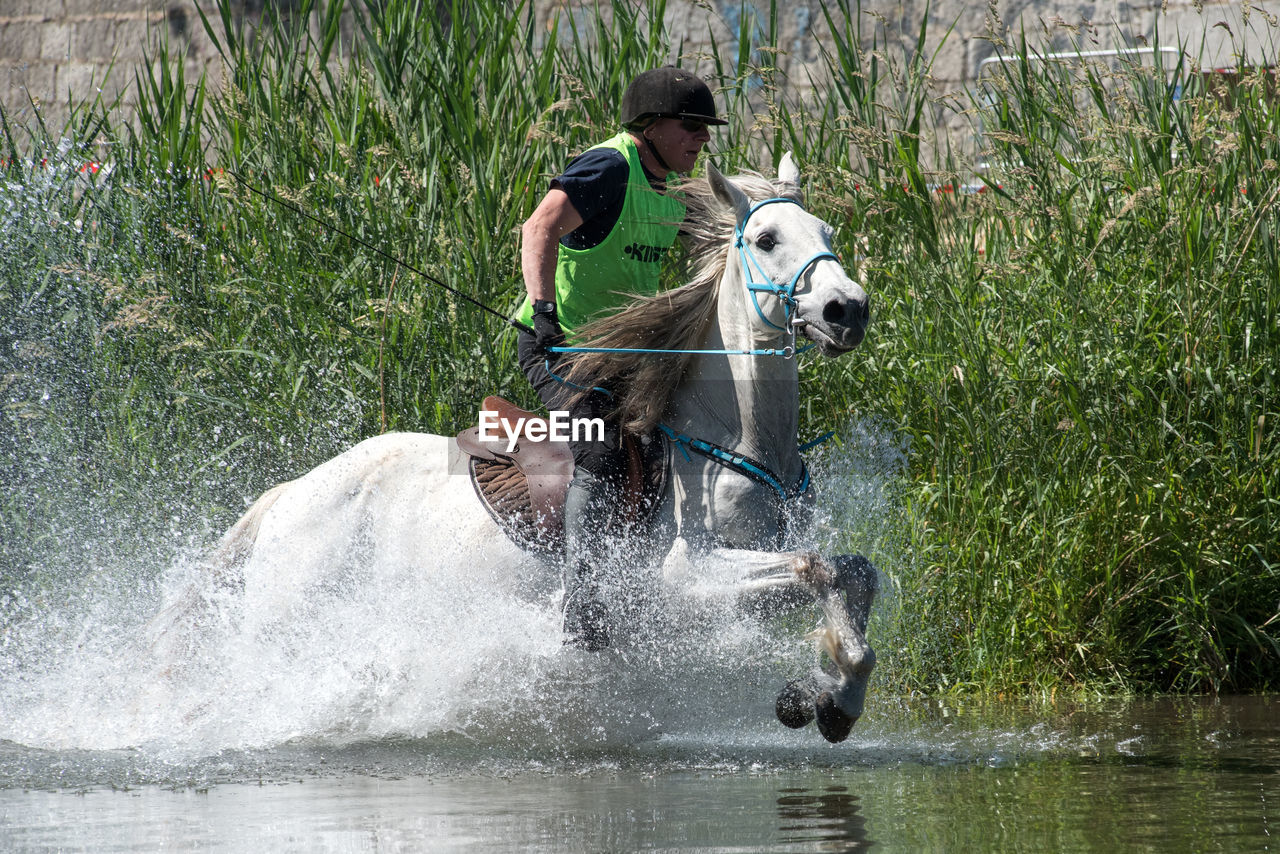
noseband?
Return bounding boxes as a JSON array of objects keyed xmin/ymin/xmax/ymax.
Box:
[{"xmin": 735, "ymin": 197, "xmax": 840, "ymax": 334}]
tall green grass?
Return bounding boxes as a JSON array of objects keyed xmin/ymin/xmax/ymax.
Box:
[
  {"xmin": 826, "ymin": 27, "xmax": 1280, "ymax": 694},
  {"xmin": 1, "ymin": 0, "xmax": 1275, "ymax": 693}
]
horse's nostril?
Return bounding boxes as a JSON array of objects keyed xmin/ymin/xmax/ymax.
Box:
[{"xmin": 823, "ymin": 298, "xmax": 869, "ymax": 327}]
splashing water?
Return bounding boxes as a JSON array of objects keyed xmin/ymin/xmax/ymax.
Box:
[{"xmin": 0, "ymin": 415, "xmax": 909, "ymax": 769}]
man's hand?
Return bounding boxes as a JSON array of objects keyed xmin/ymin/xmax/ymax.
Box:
[{"xmin": 532, "ymin": 304, "xmax": 565, "ymax": 357}]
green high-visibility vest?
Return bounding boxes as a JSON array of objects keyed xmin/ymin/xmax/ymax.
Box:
[{"xmin": 517, "ymin": 132, "xmax": 686, "ymax": 336}]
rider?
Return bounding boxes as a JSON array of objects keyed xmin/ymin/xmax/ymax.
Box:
[{"xmin": 514, "ymin": 67, "xmax": 726, "ymax": 650}]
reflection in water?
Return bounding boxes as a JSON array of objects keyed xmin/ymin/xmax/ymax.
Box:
[{"xmin": 777, "ymin": 784, "xmax": 871, "ymax": 852}]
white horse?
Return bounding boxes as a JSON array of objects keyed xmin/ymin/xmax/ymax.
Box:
[{"xmin": 154, "ymin": 154, "xmax": 876, "ymax": 743}]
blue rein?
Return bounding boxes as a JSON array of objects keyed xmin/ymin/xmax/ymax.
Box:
[{"xmin": 657, "ymin": 423, "xmax": 811, "ymax": 505}]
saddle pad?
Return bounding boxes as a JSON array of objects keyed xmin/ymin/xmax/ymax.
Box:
[
  {"xmin": 469, "ymin": 454, "xmax": 562, "ymax": 558},
  {"xmin": 465, "ymin": 423, "xmax": 670, "ymax": 559}
]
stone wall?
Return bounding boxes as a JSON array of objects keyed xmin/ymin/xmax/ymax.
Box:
[
  {"xmin": 0, "ymin": 1, "xmax": 220, "ymax": 130},
  {"xmin": 2, "ymin": 0, "xmax": 1274, "ymax": 146}
]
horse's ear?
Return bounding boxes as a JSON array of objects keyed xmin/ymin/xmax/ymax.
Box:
[
  {"xmin": 778, "ymin": 152, "xmax": 801, "ymax": 189},
  {"xmin": 707, "ymin": 160, "xmax": 750, "ymax": 225}
]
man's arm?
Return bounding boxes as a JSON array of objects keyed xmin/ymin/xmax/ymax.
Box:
[{"xmin": 521, "ymin": 188, "xmax": 584, "ymax": 302}]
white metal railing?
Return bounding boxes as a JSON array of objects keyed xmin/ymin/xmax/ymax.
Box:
[
  {"xmin": 973, "ymin": 46, "xmax": 1186, "ymax": 174},
  {"xmin": 977, "ymin": 46, "xmax": 1185, "ymax": 82}
]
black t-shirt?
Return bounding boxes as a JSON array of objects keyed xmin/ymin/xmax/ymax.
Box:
[{"xmin": 552, "ymin": 147, "xmax": 668, "ymax": 250}]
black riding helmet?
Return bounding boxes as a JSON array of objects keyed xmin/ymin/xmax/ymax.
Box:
[{"xmin": 621, "ymin": 67, "xmax": 728, "ymax": 129}]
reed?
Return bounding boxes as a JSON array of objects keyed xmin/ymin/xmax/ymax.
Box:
[{"xmin": 1, "ymin": 0, "xmax": 1275, "ymax": 693}]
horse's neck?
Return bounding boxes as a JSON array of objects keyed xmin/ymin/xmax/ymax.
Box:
[{"xmin": 667, "ymin": 260, "xmax": 802, "ymax": 478}]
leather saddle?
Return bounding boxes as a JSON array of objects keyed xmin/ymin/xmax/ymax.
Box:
[{"xmin": 456, "ymin": 396, "xmax": 667, "ymax": 558}]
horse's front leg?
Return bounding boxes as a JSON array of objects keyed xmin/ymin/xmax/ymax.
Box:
[
  {"xmin": 660, "ymin": 539, "xmax": 822, "ymax": 612},
  {"xmin": 775, "ymin": 554, "xmax": 878, "ymax": 743},
  {"xmin": 660, "ymin": 540, "xmax": 878, "ymax": 744}
]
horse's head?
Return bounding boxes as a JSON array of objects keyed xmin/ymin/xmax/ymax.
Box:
[{"xmin": 708, "ymin": 154, "xmax": 869, "ymax": 355}]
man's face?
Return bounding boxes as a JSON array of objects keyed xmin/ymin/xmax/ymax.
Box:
[{"xmin": 646, "ymin": 117, "xmax": 712, "ymax": 173}]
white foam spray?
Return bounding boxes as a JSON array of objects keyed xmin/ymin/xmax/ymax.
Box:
[{"xmin": 0, "ymin": 419, "xmax": 909, "ymax": 765}]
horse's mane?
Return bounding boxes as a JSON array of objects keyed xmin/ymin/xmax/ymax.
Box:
[{"xmin": 561, "ymin": 170, "xmax": 804, "ymax": 436}]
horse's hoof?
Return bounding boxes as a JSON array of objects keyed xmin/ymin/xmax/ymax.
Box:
[
  {"xmin": 814, "ymin": 690, "xmax": 857, "ymax": 743},
  {"xmin": 775, "ymin": 679, "xmax": 817, "ymax": 729},
  {"xmin": 832, "ymin": 554, "xmax": 877, "ymax": 590}
]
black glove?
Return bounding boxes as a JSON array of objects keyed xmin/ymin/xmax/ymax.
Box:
[{"xmin": 532, "ymin": 303, "xmax": 565, "ymax": 357}]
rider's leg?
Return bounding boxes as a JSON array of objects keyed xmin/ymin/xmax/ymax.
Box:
[
  {"xmin": 517, "ymin": 332, "xmax": 623, "ymax": 650},
  {"xmin": 561, "ymin": 466, "xmax": 616, "ymax": 650},
  {"xmin": 560, "ymin": 384, "xmax": 625, "ymax": 650}
]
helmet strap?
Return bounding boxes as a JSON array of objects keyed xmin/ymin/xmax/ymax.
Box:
[{"xmin": 642, "ymin": 127, "xmax": 673, "ymax": 174}]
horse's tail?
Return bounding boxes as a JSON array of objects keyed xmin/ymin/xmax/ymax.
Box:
[{"xmin": 146, "ymin": 480, "xmax": 292, "ymax": 663}]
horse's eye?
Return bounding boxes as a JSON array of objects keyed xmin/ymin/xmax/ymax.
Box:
[{"xmin": 757, "ymin": 233, "xmax": 777, "ymax": 252}]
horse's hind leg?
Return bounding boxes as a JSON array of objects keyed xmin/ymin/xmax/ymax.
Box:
[{"xmin": 146, "ymin": 481, "xmax": 291, "ymax": 665}]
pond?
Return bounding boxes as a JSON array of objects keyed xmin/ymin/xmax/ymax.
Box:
[{"xmin": 2, "ymin": 695, "xmax": 1274, "ymax": 851}]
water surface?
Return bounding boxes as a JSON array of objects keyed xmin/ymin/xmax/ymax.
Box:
[{"xmin": 2, "ymin": 695, "xmax": 1274, "ymax": 852}]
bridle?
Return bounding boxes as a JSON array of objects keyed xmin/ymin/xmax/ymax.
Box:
[
  {"xmin": 547, "ymin": 195, "xmax": 843, "ymax": 521},
  {"xmin": 735, "ymin": 197, "xmax": 840, "ymax": 341}
]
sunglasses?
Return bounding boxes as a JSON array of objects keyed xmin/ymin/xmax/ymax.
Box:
[{"xmin": 679, "ymin": 119, "xmax": 710, "ymax": 133}]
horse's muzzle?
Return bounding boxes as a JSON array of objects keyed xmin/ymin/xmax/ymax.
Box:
[{"xmin": 821, "ymin": 295, "xmax": 869, "ymax": 350}]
